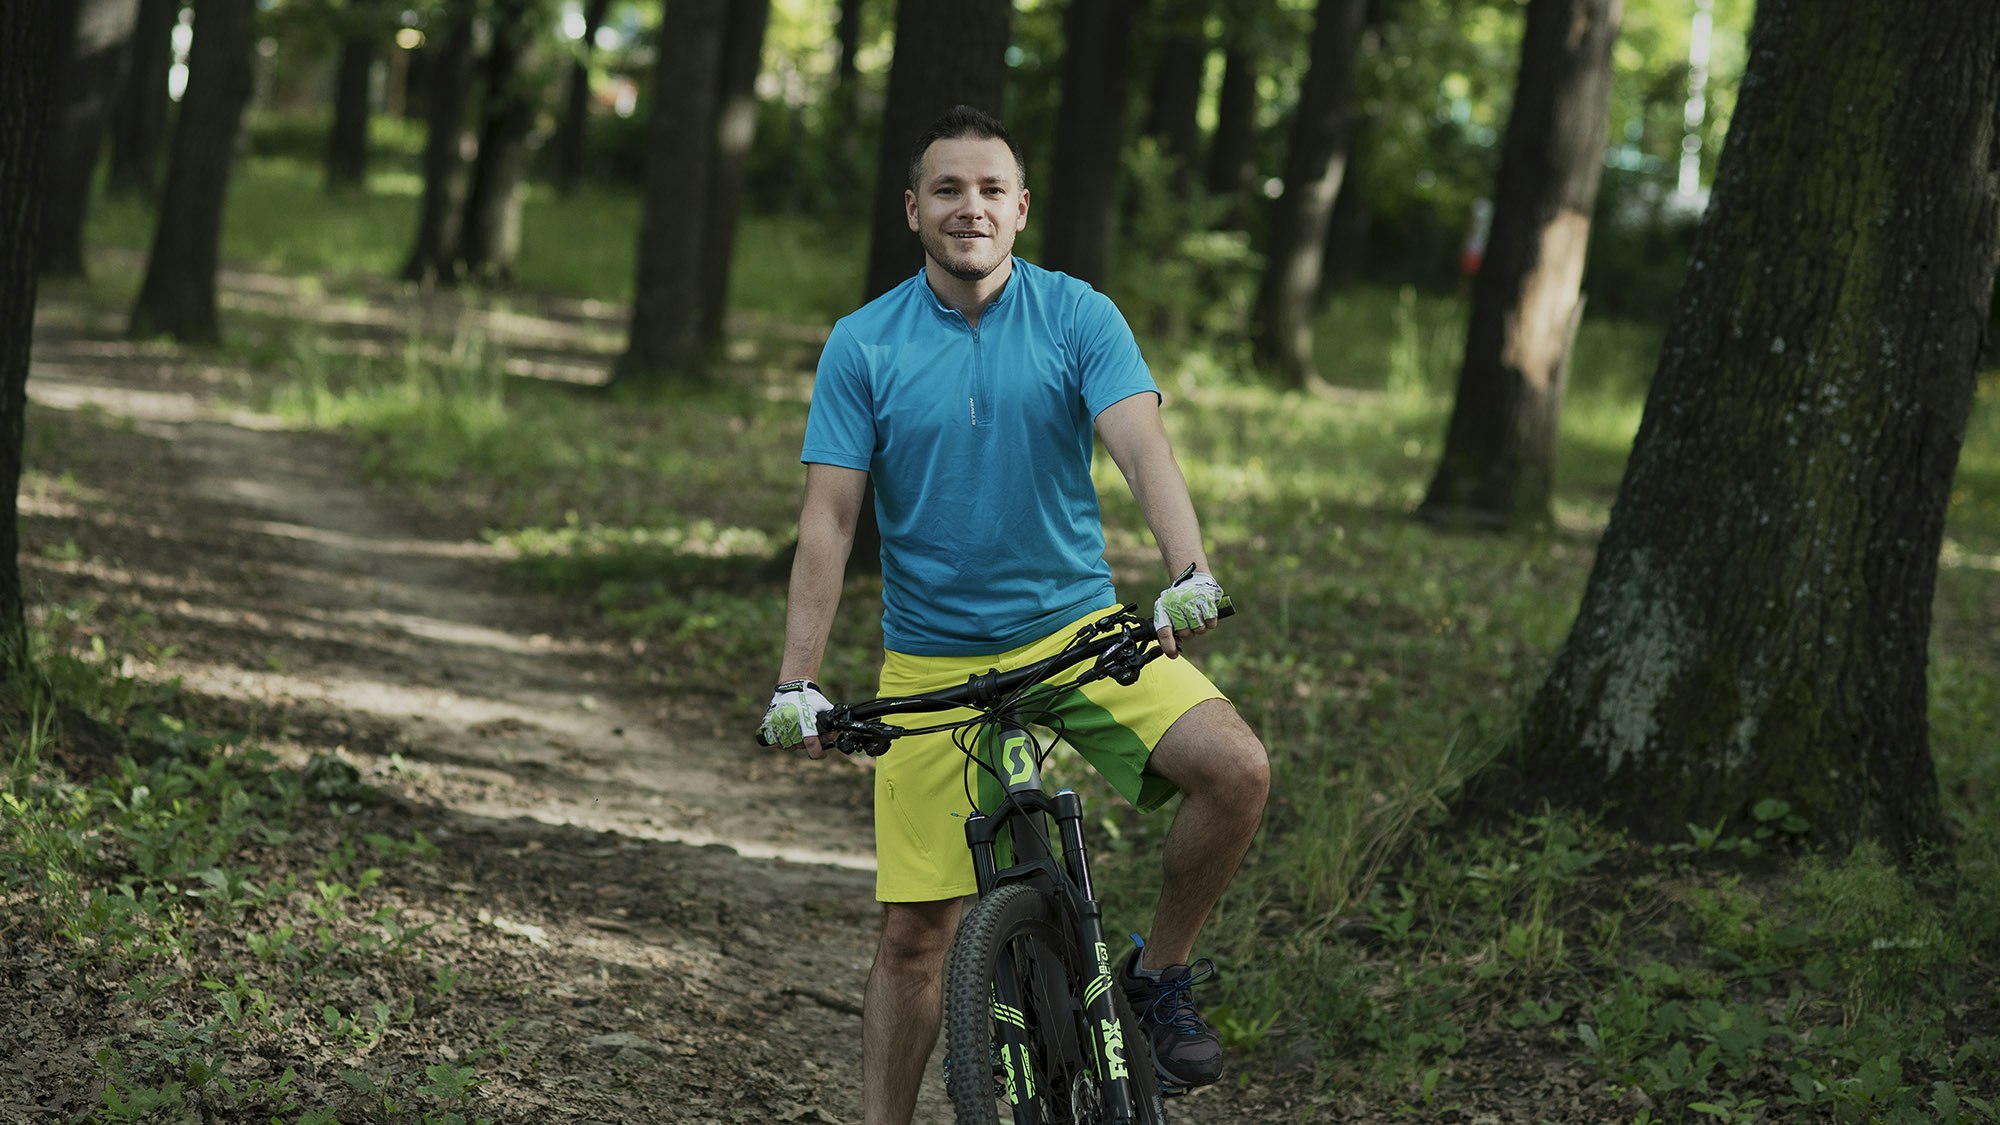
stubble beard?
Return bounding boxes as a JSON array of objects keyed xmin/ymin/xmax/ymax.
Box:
[{"xmin": 921, "ymin": 226, "xmax": 1007, "ymax": 283}]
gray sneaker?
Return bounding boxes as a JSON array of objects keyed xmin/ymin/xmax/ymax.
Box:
[{"xmin": 1117, "ymin": 944, "xmax": 1223, "ymax": 1091}]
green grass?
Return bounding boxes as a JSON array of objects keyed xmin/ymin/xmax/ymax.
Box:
[
  {"xmin": 1, "ymin": 609, "xmax": 493, "ymax": 1123},
  {"xmin": 87, "ymin": 155, "xmax": 863, "ymax": 325},
  {"xmin": 56, "ymin": 153, "xmax": 2000, "ymax": 1121}
]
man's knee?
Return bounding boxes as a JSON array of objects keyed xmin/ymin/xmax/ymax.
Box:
[
  {"xmin": 1154, "ymin": 700, "xmax": 1270, "ymax": 808},
  {"xmin": 1217, "ymin": 719, "xmax": 1271, "ymax": 810},
  {"xmin": 876, "ymin": 898, "xmax": 964, "ymax": 973}
]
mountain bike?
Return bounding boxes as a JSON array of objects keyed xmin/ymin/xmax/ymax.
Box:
[{"xmin": 817, "ymin": 600, "xmax": 1230, "ymax": 1124}]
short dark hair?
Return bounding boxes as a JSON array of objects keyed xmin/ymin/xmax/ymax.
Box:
[{"xmin": 907, "ymin": 104, "xmax": 1028, "ymax": 192}]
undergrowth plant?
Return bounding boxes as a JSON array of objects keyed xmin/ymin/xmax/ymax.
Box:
[{"xmin": 0, "ymin": 610, "xmax": 496, "ymax": 1124}]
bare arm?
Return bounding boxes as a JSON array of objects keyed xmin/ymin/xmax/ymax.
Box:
[
  {"xmin": 778, "ymin": 463, "xmax": 869, "ymax": 757},
  {"xmin": 1095, "ymin": 393, "xmax": 1214, "ymax": 656}
]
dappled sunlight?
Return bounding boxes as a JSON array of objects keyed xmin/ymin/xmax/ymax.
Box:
[
  {"xmin": 1940, "ymin": 539, "xmax": 2000, "ymax": 573},
  {"xmin": 226, "ymin": 518, "xmax": 514, "ymax": 562}
]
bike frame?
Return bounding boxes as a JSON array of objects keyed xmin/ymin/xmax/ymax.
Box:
[{"xmin": 969, "ymin": 715, "xmax": 1143, "ymax": 1122}]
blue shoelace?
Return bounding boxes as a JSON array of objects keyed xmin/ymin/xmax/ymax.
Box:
[{"xmin": 1145, "ymin": 958, "xmax": 1218, "ymax": 1036}]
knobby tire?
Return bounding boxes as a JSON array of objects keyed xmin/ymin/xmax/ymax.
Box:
[{"xmin": 944, "ymin": 883, "xmax": 1167, "ymax": 1124}]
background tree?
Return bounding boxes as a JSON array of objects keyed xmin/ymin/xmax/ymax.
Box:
[
  {"xmin": 1143, "ymin": 0, "xmax": 1210, "ymax": 192},
  {"xmin": 400, "ymin": 0, "xmax": 475, "ymax": 285},
  {"xmin": 128, "ymin": 0, "xmax": 254, "ymax": 343},
  {"xmin": 455, "ymin": 0, "xmax": 544, "ymax": 282},
  {"xmin": 1518, "ymin": 0, "xmax": 2000, "ymax": 858},
  {"xmin": 860, "ymin": 0, "xmax": 1013, "ymax": 303},
  {"xmin": 106, "ymin": 0, "xmax": 177, "ymax": 198},
  {"xmin": 1250, "ymin": 0, "xmax": 1368, "ymax": 387},
  {"xmin": 1, "ymin": 0, "xmax": 61, "ymax": 673},
  {"xmin": 1204, "ymin": 35, "xmax": 1260, "ymax": 228},
  {"xmin": 697, "ymin": 0, "xmax": 773, "ymax": 351},
  {"xmin": 550, "ymin": 0, "xmax": 612, "ymax": 196},
  {"xmin": 325, "ymin": 0, "xmax": 389, "ymax": 193},
  {"xmin": 616, "ymin": 0, "xmax": 727, "ymax": 383},
  {"xmin": 36, "ymin": 0, "xmax": 141, "ymax": 280},
  {"xmin": 1041, "ymin": 0, "xmax": 1142, "ymax": 288},
  {"xmin": 827, "ymin": 0, "xmax": 865, "ymax": 192},
  {"xmin": 1419, "ymin": 0, "xmax": 1620, "ymax": 528}
]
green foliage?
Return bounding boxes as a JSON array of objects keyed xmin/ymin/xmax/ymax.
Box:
[{"xmin": 1, "ymin": 608, "xmax": 501, "ymax": 1123}]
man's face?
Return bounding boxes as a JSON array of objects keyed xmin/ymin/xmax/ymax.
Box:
[{"xmin": 905, "ymin": 136, "xmax": 1029, "ymax": 283}]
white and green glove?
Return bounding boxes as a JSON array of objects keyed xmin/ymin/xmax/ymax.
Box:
[
  {"xmin": 1154, "ymin": 570, "xmax": 1228, "ymax": 634},
  {"xmin": 759, "ymin": 679, "xmax": 833, "ymax": 748}
]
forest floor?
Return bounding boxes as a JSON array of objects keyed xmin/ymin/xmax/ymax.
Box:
[{"xmin": 7, "ymin": 286, "xmax": 1371, "ymax": 1123}]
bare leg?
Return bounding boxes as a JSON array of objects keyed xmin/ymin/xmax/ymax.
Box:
[
  {"xmin": 1135, "ymin": 698, "xmax": 1269, "ymax": 968},
  {"xmin": 863, "ymin": 897, "xmax": 965, "ymax": 1125}
]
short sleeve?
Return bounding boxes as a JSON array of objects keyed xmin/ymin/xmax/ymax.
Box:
[
  {"xmin": 1072, "ymin": 287, "xmax": 1159, "ymax": 418},
  {"xmin": 801, "ymin": 320, "xmax": 876, "ymax": 471}
]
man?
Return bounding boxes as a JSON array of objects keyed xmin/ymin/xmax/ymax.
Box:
[{"xmin": 759, "ymin": 105, "xmax": 1269, "ymax": 1125}]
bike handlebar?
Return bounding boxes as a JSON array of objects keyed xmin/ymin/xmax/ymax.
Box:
[{"xmin": 801, "ymin": 601, "xmax": 1233, "ymax": 756}]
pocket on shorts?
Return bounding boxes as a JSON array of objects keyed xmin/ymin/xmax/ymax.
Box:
[{"xmin": 883, "ymin": 778, "xmax": 933, "ymax": 860}]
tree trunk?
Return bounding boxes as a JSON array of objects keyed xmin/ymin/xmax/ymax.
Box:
[
  {"xmin": 1, "ymin": 0, "xmax": 62, "ymax": 673},
  {"xmin": 1250, "ymin": 0, "xmax": 1367, "ymax": 387},
  {"xmin": 323, "ymin": 34, "xmax": 375, "ymax": 193},
  {"xmin": 1042, "ymin": 0, "xmax": 1142, "ymax": 288},
  {"xmin": 861, "ymin": 0, "xmax": 1012, "ymax": 303},
  {"xmin": 106, "ymin": 0, "xmax": 176, "ymax": 198},
  {"xmin": 456, "ymin": 0, "xmax": 540, "ymax": 283},
  {"xmin": 1519, "ymin": 0, "xmax": 2000, "ymax": 858},
  {"xmin": 616, "ymin": 0, "xmax": 727, "ymax": 383},
  {"xmin": 696, "ymin": 0, "xmax": 771, "ymax": 351},
  {"xmin": 1205, "ymin": 43, "xmax": 1259, "ymax": 229},
  {"xmin": 128, "ymin": 0, "xmax": 252, "ymax": 344},
  {"xmin": 1318, "ymin": 113, "xmax": 1373, "ymax": 297},
  {"xmin": 1419, "ymin": 0, "xmax": 1619, "ymax": 528},
  {"xmin": 324, "ymin": 31, "xmax": 376, "ymax": 193},
  {"xmin": 828, "ymin": 0, "xmax": 865, "ymax": 205},
  {"xmin": 400, "ymin": 0, "xmax": 473, "ymax": 286},
  {"xmin": 1144, "ymin": 0, "xmax": 1208, "ymax": 191},
  {"xmin": 37, "ymin": 0, "xmax": 142, "ymax": 280},
  {"xmin": 551, "ymin": 0, "xmax": 612, "ymax": 196}
]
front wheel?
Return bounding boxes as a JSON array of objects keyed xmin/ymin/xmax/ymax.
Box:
[{"xmin": 943, "ymin": 884, "xmax": 1168, "ymax": 1124}]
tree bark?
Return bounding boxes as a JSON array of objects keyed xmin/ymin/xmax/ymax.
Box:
[
  {"xmin": 1, "ymin": 0, "xmax": 62, "ymax": 673},
  {"xmin": 551, "ymin": 0, "xmax": 612, "ymax": 196},
  {"xmin": 861, "ymin": 0, "xmax": 1012, "ymax": 302},
  {"xmin": 1042, "ymin": 0, "xmax": 1142, "ymax": 288},
  {"xmin": 828, "ymin": 0, "xmax": 865, "ymax": 201},
  {"xmin": 325, "ymin": 31, "xmax": 377, "ymax": 193},
  {"xmin": 1144, "ymin": 0, "xmax": 1209, "ymax": 191},
  {"xmin": 1419, "ymin": 0, "xmax": 1620, "ymax": 528},
  {"xmin": 696, "ymin": 0, "xmax": 771, "ymax": 351},
  {"xmin": 616, "ymin": 0, "xmax": 727, "ymax": 383},
  {"xmin": 1250, "ymin": 0, "xmax": 1367, "ymax": 387},
  {"xmin": 1318, "ymin": 114, "xmax": 1374, "ymax": 297},
  {"xmin": 106, "ymin": 0, "xmax": 176, "ymax": 198},
  {"xmin": 1205, "ymin": 42, "xmax": 1259, "ymax": 228},
  {"xmin": 1519, "ymin": 0, "xmax": 2000, "ymax": 858},
  {"xmin": 128, "ymin": 0, "xmax": 252, "ymax": 344},
  {"xmin": 37, "ymin": 0, "xmax": 142, "ymax": 280},
  {"xmin": 456, "ymin": 0, "xmax": 541, "ymax": 283},
  {"xmin": 400, "ymin": 0, "xmax": 474, "ymax": 286}
]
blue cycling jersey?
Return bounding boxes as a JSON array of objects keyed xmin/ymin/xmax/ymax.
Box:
[{"xmin": 801, "ymin": 259, "xmax": 1158, "ymax": 656}]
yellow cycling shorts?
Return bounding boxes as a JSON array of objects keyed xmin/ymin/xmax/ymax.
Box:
[{"xmin": 872, "ymin": 605, "xmax": 1227, "ymax": 903}]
